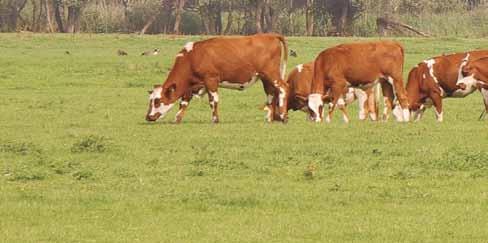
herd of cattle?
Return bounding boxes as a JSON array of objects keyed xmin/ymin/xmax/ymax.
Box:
[{"xmin": 145, "ymin": 34, "xmax": 488, "ymax": 124}]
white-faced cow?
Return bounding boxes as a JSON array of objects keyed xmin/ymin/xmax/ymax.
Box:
[
  {"xmin": 146, "ymin": 34, "xmax": 289, "ymax": 123},
  {"xmin": 394, "ymin": 50, "xmax": 488, "ymax": 122},
  {"xmin": 308, "ymin": 41, "xmax": 409, "ymax": 123},
  {"xmin": 461, "ymin": 56, "xmax": 488, "ymax": 120},
  {"xmin": 286, "ymin": 62, "xmax": 379, "ymax": 122}
]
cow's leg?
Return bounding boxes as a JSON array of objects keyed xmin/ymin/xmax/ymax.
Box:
[
  {"xmin": 262, "ymin": 79, "xmax": 278, "ymax": 122},
  {"xmin": 430, "ymin": 92, "xmax": 443, "ymax": 122},
  {"xmin": 327, "ymin": 82, "xmax": 348, "ymax": 123},
  {"xmin": 353, "ymin": 88, "xmax": 369, "ymax": 121},
  {"xmin": 389, "ymin": 75, "xmax": 410, "ymax": 122},
  {"xmin": 480, "ymin": 88, "xmax": 488, "ymax": 120},
  {"xmin": 380, "ymin": 80, "xmax": 394, "ymax": 121},
  {"xmin": 204, "ymin": 78, "xmax": 220, "ymax": 123},
  {"xmin": 174, "ymin": 91, "xmax": 193, "ymax": 124},
  {"xmin": 262, "ymin": 74, "xmax": 289, "ymax": 123},
  {"xmin": 367, "ymin": 86, "xmax": 379, "ymax": 121}
]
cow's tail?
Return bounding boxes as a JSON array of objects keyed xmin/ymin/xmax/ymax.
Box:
[{"xmin": 277, "ymin": 35, "xmax": 288, "ymax": 80}]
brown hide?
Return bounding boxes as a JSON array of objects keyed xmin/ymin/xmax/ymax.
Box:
[
  {"xmin": 146, "ymin": 33, "xmax": 289, "ymax": 123},
  {"xmin": 404, "ymin": 50, "xmax": 488, "ymax": 121},
  {"xmin": 287, "ymin": 62, "xmax": 378, "ymax": 121},
  {"xmin": 309, "ymin": 40, "xmax": 405, "ymax": 122},
  {"xmin": 463, "ymin": 57, "xmax": 488, "ymax": 86}
]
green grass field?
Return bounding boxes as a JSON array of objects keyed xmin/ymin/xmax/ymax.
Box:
[{"xmin": 1, "ymin": 33, "xmax": 488, "ymax": 242}]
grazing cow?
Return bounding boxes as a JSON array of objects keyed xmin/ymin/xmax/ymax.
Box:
[
  {"xmin": 394, "ymin": 50, "xmax": 488, "ymax": 122},
  {"xmin": 308, "ymin": 40, "xmax": 409, "ymax": 123},
  {"xmin": 286, "ymin": 62, "xmax": 379, "ymax": 122},
  {"xmin": 145, "ymin": 34, "xmax": 289, "ymax": 123},
  {"xmin": 461, "ymin": 56, "xmax": 488, "ymax": 120}
]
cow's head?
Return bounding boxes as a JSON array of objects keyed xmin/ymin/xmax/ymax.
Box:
[
  {"xmin": 145, "ymin": 84, "xmax": 177, "ymax": 122},
  {"xmin": 460, "ymin": 61, "xmax": 488, "ymax": 90}
]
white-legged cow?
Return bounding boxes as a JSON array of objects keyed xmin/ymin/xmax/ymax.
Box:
[
  {"xmin": 308, "ymin": 41, "xmax": 409, "ymax": 123},
  {"xmin": 394, "ymin": 51, "xmax": 488, "ymax": 122},
  {"xmin": 286, "ymin": 62, "xmax": 379, "ymax": 122},
  {"xmin": 146, "ymin": 34, "xmax": 289, "ymax": 123}
]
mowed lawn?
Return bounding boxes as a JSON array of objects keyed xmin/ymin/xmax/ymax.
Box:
[{"xmin": 1, "ymin": 33, "xmax": 488, "ymax": 242}]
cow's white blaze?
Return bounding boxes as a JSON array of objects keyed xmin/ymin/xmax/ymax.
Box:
[
  {"xmin": 176, "ymin": 53, "xmax": 184, "ymax": 57},
  {"xmin": 308, "ymin": 93, "xmax": 323, "ymax": 122},
  {"xmin": 297, "ymin": 64, "xmax": 304, "ymax": 73},
  {"xmin": 454, "ymin": 75, "xmax": 479, "ymax": 97},
  {"xmin": 184, "ymin": 42, "xmax": 194, "ymax": 52},
  {"xmin": 148, "ymin": 87, "xmax": 176, "ymax": 119}
]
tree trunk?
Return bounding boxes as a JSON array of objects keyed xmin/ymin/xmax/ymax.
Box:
[
  {"xmin": 224, "ymin": 10, "xmax": 233, "ymax": 34},
  {"xmin": 337, "ymin": 1, "xmax": 349, "ymax": 35},
  {"xmin": 263, "ymin": 0, "xmax": 273, "ymax": 32},
  {"xmin": 305, "ymin": 0, "xmax": 314, "ymax": 36},
  {"xmin": 45, "ymin": 0, "xmax": 55, "ymax": 32},
  {"xmin": 173, "ymin": 0, "xmax": 185, "ymax": 34},
  {"xmin": 255, "ymin": 0, "xmax": 263, "ymax": 33},
  {"xmin": 65, "ymin": 5, "xmax": 82, "ymax": 33},
  {"xmin": 52, "ymin": 0, "xmax": 64, "ymax": 32}
]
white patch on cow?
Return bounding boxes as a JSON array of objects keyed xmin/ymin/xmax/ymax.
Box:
[
  {"xmin": 387, "ymin": 76, "xmax": 394, "ymax": 86},
  {"xmin": 212, "ymin": 116, "xmax": 218, "ymax": 123},
  {"xmin": 149, "ymin": 87, "xmax": 162, "ymax": 100},
  {"xmin": 220, "ymin": 74, "xmax": 259, "ymax": 90},
  {"xmin": 337, "ymin": 97, "xmax": 346, "ymax": 107},
  {"xmin": 149, "ymin": 103, "xmax": 175, "ymax": 119},
  {"xmin": 278, "ymin": 87, "xmax": 286, "ymax": 107},
  {"xmin": 369, "ymin": 112, "xmax": 378, "ymax": 121},
  {"xmin": 435, "ymin": 110, "xmax": 443, "ymax": 122},
  {"xmin": 392, "ymin": 106, "xmax": 403, "ymax": 122},
  {"xmin": 184, "ymin": 42, "xmax": 194, "ymax": 52},
  {"xmin": 344, "ymin": 88, "xmax": 356, "ymax": 104},
  {"xmin": 354, "ymin": 88, "xmax": 368, "ymax": 120},
  {"xmin": 458, "ymin": 53, "xmax": 470, "ymax": 80},
  {"xmin": 424, "ymin": 59, "xmax": 440, "ymax": 84},
  {"xmin": 422, "ymin": 74, "xmax": 426, "ymax": 79},
  {"xmin": 308, "ymin": 94, "xmax": 323, "ymax": 122},
  {"xmin": 180, "ymin": 101, "xmax": 189, "ymax": 106},
  {"xmin": 297, "ymin": 64, "xmax": 304, "ymax": 73},
  {"xmin": 402, "ymin": 108, "xmax": 410, "ymax": 122},
  {"xmin": 209, "ymin": 91, "xmax": 219, "ymax": 103},
  {"xmin": 176, "ymin": 53, "xmax": 184, "ymax": 57},
  {"xmin": 454, "ymin": 75, "xmax": 479, "ymax": 97}
]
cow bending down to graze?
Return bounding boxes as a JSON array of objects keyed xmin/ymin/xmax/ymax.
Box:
[
  {"xmin": 394, "ymin": 50, "xmax": 488, "ymax": 122},
  {"xmin": 308, "ymin": 40, "xmax": 409, "ymax": 123},
  {"xmin": 285, "ymin": 62, "xmax": 379, "ymax": 122},
  {"xmin": 145, "ymin": 34, "xmax": 289, "ymax": 123},
  {"xmin": 461, "ymin": 56, "xmax": 488, "ymax": 120}
]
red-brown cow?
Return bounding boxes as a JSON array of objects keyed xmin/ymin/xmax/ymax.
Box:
[
  {"xmin": 308, "ymin": 41, "xmax": 409, "ymax": 122},
  {"xmin": 461, "ymin": 56, "xmax": 488, "ymax": 120},
  {"xmin": 394, "ymin": 51, "xmax": 488, "ymax": 122},
  {"xmin": 286, "ymin": 62, "xmax": 379, "ymax": 122},
  {"xmin": 145, "ymin": 34, "xmax": 289, "ymax": 123}
]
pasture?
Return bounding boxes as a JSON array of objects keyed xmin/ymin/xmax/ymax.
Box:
[{"xmin": 1, "ymin": 33, "xmax": 488, "ymax": 242}]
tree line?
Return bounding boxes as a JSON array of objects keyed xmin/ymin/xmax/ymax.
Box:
[{"xmin": 0, "ymin": 0, "xmax": 487, "ymax": 37}]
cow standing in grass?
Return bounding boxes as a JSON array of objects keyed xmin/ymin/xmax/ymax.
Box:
[
  {"xmin": 394, "ymin": 51, "xmax": 488, "ymax": 122},
  {"xmin": 308, "ymin": 41, "xmax": 409, "ymax": 123},
  {"xmin": 145, "ymin": 34, "xmax": 289, "ymax": 123},
  {"xmin": 286, "ymin": 62, "xmax": 379, "ymax": 122}
]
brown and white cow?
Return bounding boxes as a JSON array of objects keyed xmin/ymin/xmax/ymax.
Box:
[
  {"xmin": 394, "ymin": 50, "xmax": 488, "ymax": 122},
  {"xmin": 145, "ymin": 34, "xmax": 289, "ymax": 123},
  {"xmin": 461, "ymin": 56, "xmax": 488, "ymax": 120},
  {"xmin": 286, "ymin": 62, "xmax": 379, "ymax": 122},
  {"xmin": 308, "ymin": 40, "xmax": 409, "ymax": 123}
]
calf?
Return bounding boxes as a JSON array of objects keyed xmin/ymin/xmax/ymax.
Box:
[
  {"xmin": 395, "ymin": 50, "xmax": 488, "ymax": 122},
  {"xmin": 308, "ymin": 41, "xmax": 409, "ymax": 122},
  {"xmin": 145, "ymin": 34, "xmax": 289, "ymax": 123},
  {"xmin": 286, "ymin": 62, "xmax": 379, "ymax": 122}
]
